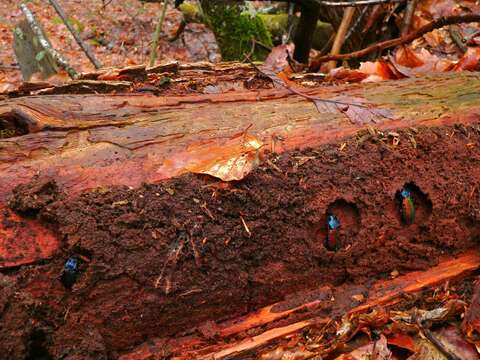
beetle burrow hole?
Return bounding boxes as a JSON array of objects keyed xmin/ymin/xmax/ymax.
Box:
[
  {"xmin": 394, "ymin": 182, "xmax": 432, "ymax": 226},
  {"xmin": 315, "ymin": 199, "xmax": 361, "ymax": 252}
]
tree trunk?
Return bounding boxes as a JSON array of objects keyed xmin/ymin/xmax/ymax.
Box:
[{"xmin": 1, "ymin": 69, "xmax": 480, "ymax": 359}]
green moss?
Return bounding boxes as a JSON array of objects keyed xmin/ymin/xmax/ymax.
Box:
[
  {"xmin": 258, "ymin": 14, "xmax": 333, "ymax": 51},
  {"xmin": 200, "ymin": 1, "xmax": 273, "ymax": 61},
  {"xmin": 178, "ymin": 2, "xmax": 202, "ymax": 22},
  {"xmin": 257, "ymin": 14, "xmax": 288, "ymax": 37}
]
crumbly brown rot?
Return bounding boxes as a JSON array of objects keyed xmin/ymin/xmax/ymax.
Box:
[{"xmin": 2, "ymin": 123, "xmax": 480, "ymax": 358}]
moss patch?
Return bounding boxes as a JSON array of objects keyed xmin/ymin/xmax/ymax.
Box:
[{"xmin": 200, "ymin": 1, "xmax": 273, "ymax": 61}]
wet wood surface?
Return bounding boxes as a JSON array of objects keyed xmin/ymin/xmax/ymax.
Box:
[{"xmin": 1, "ymin": 71, "xmax": 480, "ymax": 268}]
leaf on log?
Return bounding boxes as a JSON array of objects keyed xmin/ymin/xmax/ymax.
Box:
[
  {"xmin": 258, "ymin": 65, "xmax": 395, "ymax": 125},
  {"xmin": 187, "ymin": 133, "xmax": 263, "ymax": 181},
  {"xmin": 313, "ymin": 96, "xmax": 394, "ymax": 124}
]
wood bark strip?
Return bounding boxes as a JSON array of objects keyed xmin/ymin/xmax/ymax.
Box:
[{"xmin": 1, "ymin": 71, "xmax": 480, "ymax": 269}]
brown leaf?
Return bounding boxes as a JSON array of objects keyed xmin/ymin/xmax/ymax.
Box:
[
  {"xmin": 187, "ymin": 134, "xmax": 263, "ymax": 182},
  {"xmin": 314, "ymin": 96, "xmax": 394, "ymax": 125},
  {"xmin": 389, "ymin": 48, "xmax": 454, "ymax": 77},
  {"xmin": 454, "ymin": 47, "xmax": 480, "ymax": 71},
  {"xmin": 359, "ymin": 60, "xmax": 399, "ymax": 81},
  {"xmin": 395, "ymin": 46, "xmax": 425, "ymax": 68},
  {"xmin": 434, "ymin": 326, "xmax": 479, "ymax": 360},
  {"xmin": 326, "ymin": 67, "xmax": 369, "ymax": 83},
  {"xmin": 262, "ymin": 43, "xmax": 295, "ymax": 74},
  {"xmin": 387, "ymin": 332, "xmax": 417, "ymax": 353},
  {"xmin": 335, "ymin": 335, "xmax": 392, "ymax": 360}
]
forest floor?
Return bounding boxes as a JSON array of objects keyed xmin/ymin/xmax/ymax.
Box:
[{"xmin": 0, "ymin": 0, "xmax": 219, "ymax": 91}]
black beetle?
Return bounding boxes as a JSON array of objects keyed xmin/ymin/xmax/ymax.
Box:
[{"xmin": 61, "ymin": 257, "xmax": 79, "ymax": 289}]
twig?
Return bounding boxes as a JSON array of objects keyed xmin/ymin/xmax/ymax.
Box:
[
  {"xmin": 416, "ymin": 317, "xmax": 460, "ymax": 360},
  {"xmin": 312, "ymin": 0, "xmax": 404, "ymax": 6},
  {"xmin": 448, "ymin": 25, "xmax": 468, "ymax": 53},
  {"xmin": 240, "ymin": 216, "xmax": 252, "ymax": 238},
  {"xmin": 102, "ymin": 0, "xmax": 115, "ymax": 9},
  {"xmin": 47, "ymin": 0, "xmax": 102, "ymax": 69},
  {"xmin": 285, "ymin": 1, "xmax": 296, "ymax": 44},
  {"xmin": 344, "ymin": 6, "xmax": 369, "ymax": 43},
  {"xmin": 400, "ymin": 0, "xmax": 419, "ymax": 35},
  {"xmin": 149, "ymin": 0, "xmax": 169, "ymax": 67},
  {"xmin": 19, "ymin": 3, "xmax": 78, "ymax": 79},
  {"xmin": 243, "ymin": 39, "xmax": 257, "ymax": 63},
  {"xmin": 311, "ymin": 14, "xmax": 480, "ymax": 68},
  {"xmin": 328, "ymin": 6, "xmax": 355, "ymax": 70},
  {"xmin": 169, "ymin": 20, "xmax": 186, "ymax": 42},
  {"xmin": 0, "ymin": 65, "xmax": 20, "ymax": 70},
  {"xmin": 253, "ymin": 39, "xmax": 272, "ymax": 51},
  {"xmin": 318, "ymin": 33, "xmax": 336, "ymax": 56}
]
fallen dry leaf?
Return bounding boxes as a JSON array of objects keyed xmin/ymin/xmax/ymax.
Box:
[
  {"xmin": 335, "ymin": 335, "xmax": 392, "ymax": 360},
  {"xmin": 454, "ymin": 47, "xmax": 480, "ymax": 71},
  {"xmin": 188, "ymin": 133, "xmax": 263, "ymax": 182},
  {"xmin": 262, "ymin": 43, "xmax": 294, "ymax": 74},
  {"xmin": 435, "ymin": 326, "xmax": 479, "ymax": 360}
]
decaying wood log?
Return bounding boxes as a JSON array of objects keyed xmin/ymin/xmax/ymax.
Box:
[
  {"xmin": 1, "ymin": 71, "xmax": 480, "ymax": 269},
  {"xmin": 2, "ymin": 68, "xmax": 480, "ymax": 359}
]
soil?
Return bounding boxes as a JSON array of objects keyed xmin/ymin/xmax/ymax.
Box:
[{"xmin": 2, "ymin": 123, "xmax": 480, "ymax": 359}]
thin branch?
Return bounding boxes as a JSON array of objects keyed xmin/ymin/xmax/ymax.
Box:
[
  {"xmin": 102, "ymin": 0, "xmax": 115, "ymax": 10},
  {"xmin": 0, "ymin": 65, "xmax": 20, "ymax": 70},
  {"xmin": 311, "ymin": 0, "xmax": 405, "ymax": 6},
  {"xmin": 19, "ymin": 3, "xmax": 78, "ymax": 79},
  {"xmin": 169, "ymin": 20, "xmax": 186, "ymax": 42},
  {"xmin": 344, "ymin": 6, "xmax": 369, "ymax": 43},
  {"xmin": 253, "ymin": 0, "xmax": 405, "ymax": 7},
  {"xmin": 47, "ymin": 0, "xmax": 102, "ymax": 69},
  {"xmin": 311, "ymin": 14, "xmax": 480, "ymax": 67},
  {"xmin": 448, "ymin": 25, "xmax": 468, "ymax": 53},
  {"xmin": 400, "ymin": 0, "xmax": 419, "ymax": 35},
  {"xmin": 327, "ymin": 6, "xmax": 355, "ymax": 70},
  {"xmin": 149, "ymin": 0, "xmax": 169, "ymax": 67}
]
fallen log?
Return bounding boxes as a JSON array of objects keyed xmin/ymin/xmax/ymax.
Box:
[{"xmin": 1, "ymin": 70, "xmax": 480, "ymax": 359}]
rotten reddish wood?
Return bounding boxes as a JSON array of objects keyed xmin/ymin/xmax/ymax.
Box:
[
  {"xmin": 1, "ymin": 71, "xmax": 480, "ymax": 269},
  {"xmin": 218, "ymin": 293, "xmax": 327, "ymax": 338},
  {"xmin": 121, "ymin": 251, "xmax": 480, "ymax": 359}
]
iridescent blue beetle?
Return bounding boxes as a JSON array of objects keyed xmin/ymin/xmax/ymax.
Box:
[
  {"xmin": 325, "ymin": 214, "xmax": 340, "ymax": 251},
  {"xmin": 399, "ymin": 188, "xmax": 415, "ymax": 225},
  {"xmin": 61, "ymin": 257, "xmax": 78, "ymax": 289}
]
